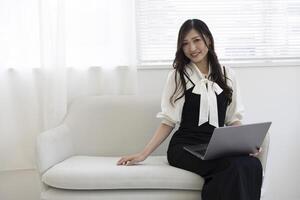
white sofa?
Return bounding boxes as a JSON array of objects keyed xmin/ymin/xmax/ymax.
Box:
[{"xmin": 36, "ymin": 95, "xmax": 269, "ymax": 200}]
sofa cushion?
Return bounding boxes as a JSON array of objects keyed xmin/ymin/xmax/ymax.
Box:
[{"xmin": 42, "ymin": 155, "xmax": 204, "ymax": 190}]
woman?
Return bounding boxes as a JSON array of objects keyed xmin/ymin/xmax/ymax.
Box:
[{"xmin": 117, "ymin": 19, "xmax": 262, "ymax": 200}]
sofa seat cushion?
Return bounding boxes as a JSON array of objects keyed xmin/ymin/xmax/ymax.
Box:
[{"xmin": 42, "ymin": 155, "xmax": 204, "ymax": 190}]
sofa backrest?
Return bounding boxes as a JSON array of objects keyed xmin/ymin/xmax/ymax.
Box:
[{"xmin": 64, "ymin": 95, "xmax": 172, "ymax": 156}]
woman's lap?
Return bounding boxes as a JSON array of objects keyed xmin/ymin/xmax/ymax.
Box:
[
  {"xmin": 167, "ymin": 144, "xmax": 263, "ymax": 199},
  {"xmin": 167, "ymin": 143, "xmax": 262, "ymax": 179},
  {"xmin": 167, "ymin": 144, "xmax": 229, "ymax": 177}
]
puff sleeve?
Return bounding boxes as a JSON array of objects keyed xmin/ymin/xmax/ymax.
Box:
[
  {"xmin": 224, "ymin": 66, "xmax": 245, "ymax": 125},
  {"xmin": 156, "ymin": 70, "xmax": 185, "ymax": 128}
]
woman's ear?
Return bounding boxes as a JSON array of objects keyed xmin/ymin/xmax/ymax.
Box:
[
  {"xmin": 207, "ymin": 42, "xmax": 211, "ymax": 49},
  {"xmin": 204, "ymin": 36, "xmax": 211, "ymax": 48}
]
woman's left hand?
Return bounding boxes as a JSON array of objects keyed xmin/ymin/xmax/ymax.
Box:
[{"xmin": 249, "ymin": 147, "xmax": 262, "ymax": 157}]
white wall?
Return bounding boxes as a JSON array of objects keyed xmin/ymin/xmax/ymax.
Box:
[{"xmin": 138, "ymin": 65, "xmax": 300, "ymax": 200}]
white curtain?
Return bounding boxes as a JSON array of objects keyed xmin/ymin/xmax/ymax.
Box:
[{"xmin": 0, "ymin": 0, "xmax": 137, "ymax": 171}]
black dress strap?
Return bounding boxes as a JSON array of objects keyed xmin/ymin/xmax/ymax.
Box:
[{"xmin": 183, "ymin": 71, "xmax": 195, "ymax": 86}]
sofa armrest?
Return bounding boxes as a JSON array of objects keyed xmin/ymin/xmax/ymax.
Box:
[
  {"xmin": 36, "ymin": 124, "xmax": 74, "ymax": 174},
  {"xmin": 257, "ymin": 132, "xmax": 270, "ymax": 173}
]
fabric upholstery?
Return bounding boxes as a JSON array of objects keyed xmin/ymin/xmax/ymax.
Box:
[
  {"xmin": 64, "ymin": 95, "xmax": 172, "ymax": 156},
  {"xmin": 36, "ymin": 95, "xmax": 270, "ymax": 200},
  {"xmin": 42, "ymin": 156, "xmax": 203, "ymax": 190},
  {"xmin": 36, "ymin": 124, "xmax": 74, "ymax": 174},
  {"xmin": 41, "ymin": 188, "xmax": 202, "ymax": 200}
]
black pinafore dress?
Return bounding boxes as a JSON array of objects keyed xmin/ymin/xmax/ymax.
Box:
[{"xmin": 167, "ymin": 75, "xmax": 263, "ymax": 200}]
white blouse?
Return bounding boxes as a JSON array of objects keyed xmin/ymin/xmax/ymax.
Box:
[{"xmin": 157, "ymin": 62, "xmax": 244, "ymax": 128}]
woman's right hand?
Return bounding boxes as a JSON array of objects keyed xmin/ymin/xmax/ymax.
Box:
[
  {"xmin": 117, "ymin": 153, "xmax": 147, "ymax": 166},
  {"xmin": 116, "ymin": 124, "xmax": 173, "ymax": 166}
]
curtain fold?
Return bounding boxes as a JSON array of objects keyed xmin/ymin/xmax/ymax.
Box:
[
  {"xmin": 0, "ymin": 0, "xmax": 137, "ymax": 171},
  {"xmin": 39, "ymin": 0, "xmax": 67, "ymax": 130}
]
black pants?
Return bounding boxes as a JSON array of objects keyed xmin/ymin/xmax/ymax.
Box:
[{"xmin": 167, "ymin": 144, "xmax": 263, "ymax": 200}]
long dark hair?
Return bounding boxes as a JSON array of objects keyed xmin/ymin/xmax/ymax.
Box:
[{"xmin": 170, "ymin": 19, "xmax": 233, "ymax": 105}]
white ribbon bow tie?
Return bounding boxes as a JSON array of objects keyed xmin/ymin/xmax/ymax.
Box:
[{"xmin": 192, "ymin": 78, "xmax": 223, "ymax": 127}]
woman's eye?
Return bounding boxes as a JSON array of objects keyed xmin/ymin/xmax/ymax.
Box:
[
  {"xmin": 182, "ymin": 43, "xmax": 188, "ymax": 46},
  {"xmin": 194, "ymin": 38, "xmax": 201, "ymax": 42}
]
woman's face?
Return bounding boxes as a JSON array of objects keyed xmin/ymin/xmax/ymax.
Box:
[{"xmin": 182, "ymin": 29, "xmax": 210, "ymax": 65}]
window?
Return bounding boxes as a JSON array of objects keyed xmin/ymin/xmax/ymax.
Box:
[{"xmin": 136, "ymin": 0, "xmax": 300, "ymax": 67}]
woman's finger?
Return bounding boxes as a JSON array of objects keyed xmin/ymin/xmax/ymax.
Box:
[
  {"xmin": 116, "ymin": 159, "xmax": 122, "ymax": 165},
  {"xmin": 126, "ymin": 159, "xmax": 135, "ymax": 166},
  {"xmin": 117, "ymin": 157, "xmax": 125, "ymax": 165},
  {"xmin": 250, "ymin": 147, "xmax": 262, "ymax": 156},
  {"xmin": 117, "ymin": 157, "xmax": 130, "ymax": 165}
]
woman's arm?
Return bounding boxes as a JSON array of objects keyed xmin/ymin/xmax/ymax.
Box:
[{"xmin": 117, "ymin": 123, "xmax": 174, "ymax": 166}]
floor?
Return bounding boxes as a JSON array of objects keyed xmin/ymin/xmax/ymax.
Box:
[{"xmin": 0, "ymin": 169, "xmax": 41, "ymax": 200}]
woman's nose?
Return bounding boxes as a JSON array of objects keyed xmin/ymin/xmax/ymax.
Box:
[{"xmin": 189, "ymin": 43, "xmax": 196, "ymax": 51}]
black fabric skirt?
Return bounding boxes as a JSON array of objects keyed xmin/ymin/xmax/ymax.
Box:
[{"xmin": 167, "ymin": 143, "xmax": 263, "ymax": 200}]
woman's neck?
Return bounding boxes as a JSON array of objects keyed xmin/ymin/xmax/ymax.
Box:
[{"xmin": 195, "ymin": 58, "xmax": 209, "ymax": 76}]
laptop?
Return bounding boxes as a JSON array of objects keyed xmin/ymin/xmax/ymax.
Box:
[{"xmin": 183, "ymin": 122, "xmax": 272, "ymax": 160}]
